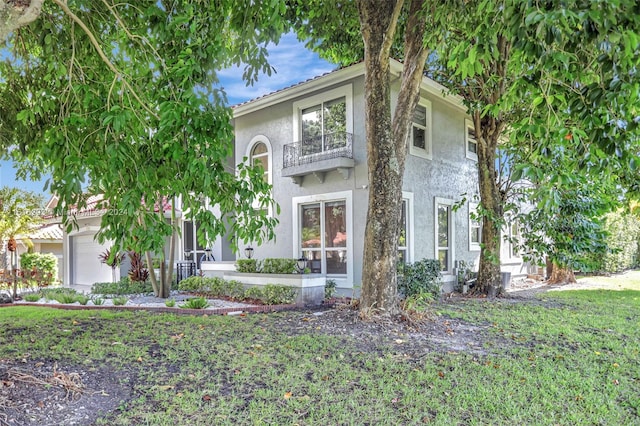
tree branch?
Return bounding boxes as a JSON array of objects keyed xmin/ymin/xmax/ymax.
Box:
[{"xmin": 51, "ymin": 0, "xmax": 160, "ymax": 120}]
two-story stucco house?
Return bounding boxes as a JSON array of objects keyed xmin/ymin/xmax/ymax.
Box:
[
  {"xmin": 64, "ymin": 59, "xmax": 529, "ymax": 293},
  {"xmin": 231, "ymin": 59, "xmax": 528, "ymax": 294}
]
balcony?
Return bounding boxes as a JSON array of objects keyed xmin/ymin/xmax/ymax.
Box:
[{"xmin": 282, "ymin": 132, "xmax": 355, "ymax": 185}]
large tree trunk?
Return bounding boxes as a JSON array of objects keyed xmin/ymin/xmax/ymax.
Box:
[
  {"xmin": 357, "ymin": 0, "xmax": 428, "ymax": 315},
  {"xmin": 474, "ymin": 115, "xmax": 504, "ymax": 297},
  {"xmin": 547, "ymin": 263, "xmax": 576, "ymax": 284},
  {"xmin": 0, "ymin": 0, "xmax": 44, "ymax": 42},
  {"xmin": 471, "ymin": 35, "xmax": 511, "ymax": 297}
]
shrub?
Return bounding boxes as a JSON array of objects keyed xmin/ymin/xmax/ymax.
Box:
[
  {"xmin": 40, "ymin": 288, "xmax": 77, "ymax": 301},
  {"xmin": 236, "ymin": 259, "xmax": 259, "ymax": 273},
  {"xmin": 181, "ymin": 297, "xmax": 209, "ymax": 309},
  {"xmin": 325, "ymin": 279, "xmax": 337, "ymax": 299},
  {"xmin": 91, "ymin": 278, "xmax": 153, "ymax": 295},
  {"xmin": 75, "ymin": 294, "xmax": 90, "ymax": 305},
  {"xmin": 165, "ymin": 299, "xmax": 176, "ymax": 307},
  {"xmin": 397, "ymin": 258, "xmax": 442, "ymax": 299},
  {"xmin": 91, "ymin": 296, "xmax": 105, "ymax": 306},
  {"xmin": 243, "ymin": 286, "xmax": 264, "ymax": 301},
  {"xmin": 112, "ymin": 296, "xmax": 128, "ymax": 306},
  {"xmin": 53, "ymin": 291, "xmax": 78, "ymax": 304},
  {"xmin": 261, "ymin": 258, "xmax": 297, "ymax": 274},
  {"xmin": 262, "ymin": 284, "xmax": 297, "ymax": 304},
  {"xmin": 23, "ymin": 293, "xmax": 41, "ymax": 302},
  {"xmin": 20, "ymin": 252, "xmax": 58, "ymax": 286},
  {"xmin": 127, "ymin": 251, "xmax": 149, "ymax": 282},
  {"xmin": 223, "ymin": 280, "xmax": 245, "ymax": 299},
  {"xmin": 243, "ymin": 284, "xmax": 297, "ymax": 305},
  {"xmin": 178, "ymin": 276, "xmax": 209, "ymax": 292},
  {"xmin": 601, "ymin": 210, "xmax": 640, "ymax": 273}
]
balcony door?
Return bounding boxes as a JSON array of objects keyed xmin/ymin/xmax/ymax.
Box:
[{"xmin": 301, "ymin": 96, "xmax": 347, "ymax": 156}]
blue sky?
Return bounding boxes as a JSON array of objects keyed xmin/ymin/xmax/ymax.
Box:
[{"xmin": 1, "ymin": 32, "xmax": 334, "ymax": 200}]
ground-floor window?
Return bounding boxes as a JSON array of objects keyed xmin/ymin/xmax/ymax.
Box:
[
  {"xmin": 398, "ymin": 193, "xmax": 413, "ymax": 264},
  {"xmin": 435, "ymin": 197, "xmax": 454, "ymax": 274},
  {"xmin": 300, "ymin": 199, "xmax": 347, "ymax": 275}
]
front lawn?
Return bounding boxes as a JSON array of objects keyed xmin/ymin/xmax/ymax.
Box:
[{"xmin": 0, "ymin": 289, "xmax": 638, "ymax": 425}]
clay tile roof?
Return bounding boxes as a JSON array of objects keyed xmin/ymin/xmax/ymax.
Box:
[{"xmin": 20, "ymin": 223, "xmax": 63, "ymax": 241}]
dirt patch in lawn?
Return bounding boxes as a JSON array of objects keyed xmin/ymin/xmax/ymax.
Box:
[{"xmin": 0, "ymin": 360, "xmax": 131, "ymax": 426}]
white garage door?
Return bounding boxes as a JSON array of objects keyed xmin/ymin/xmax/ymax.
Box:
[{"xmin": 71, "ymin": 234, "xmax": 112, "ymax": 286}]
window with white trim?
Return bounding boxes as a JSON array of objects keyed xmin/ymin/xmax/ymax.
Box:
[
  {"xmin": 409, "ymin": 99, "xmax": 433, "ymax": 160},
  {"xmin": 293, "ymin": 85, "xmax": 353, "ymax": 157},
  {"xmin": 469, "ymin": 202, "xmax": 481, "ymax": 251},
  {"xmin": 300, "ymin": 200, "xmax": 347, "ymax": 275},
  {"xmin": 398, "ymin": 193, "xmax": 414, "ymax": 264},
  {"xmin": 465, "ymin": 118, "xmax": 478, "ymax": 161},
  {"xmin": 247, "ymin": 135, "xmax": 272, "ymax": 216},
  {"xmin": 435, "ymin": 197, "xmax": 455, "ymax": 274},
  {"xmin": 251, "ymin": 142, "xmax": 269, "ymax": 183},
  {"xmin": 506, "ymin": 219, "xmax": 521, "ymax": 259}
]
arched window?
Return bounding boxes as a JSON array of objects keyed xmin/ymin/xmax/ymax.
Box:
[
  {"xmin": 247, "ymin": 135, "xmax": 272, "ymax": 185},
  {"xmin": 246, "ymin": 136, "xmax": 273, "ymax": 216},
  {"xmin": 251, "ymin": 142, "xmax": 269, "ymax": 183}
]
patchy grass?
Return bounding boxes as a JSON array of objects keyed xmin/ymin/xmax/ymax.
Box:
[
  {"xmin": 0, "ymin": 289, "xmax": 639, "ymax": 425},
  {"xmin": 574, "ymin": 269, "xmax": 640, "ymax": 291}
]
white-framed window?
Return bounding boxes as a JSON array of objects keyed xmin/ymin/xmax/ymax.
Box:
[
  {"xmin": 398, "ymin": 192, "xmax": 414, "ymax": 264},
  {"xmin": 409, "ymin": 99, "xmax": 433, "ymax": 160},
  {"xmin": 246, "ymin": 135, "xmax": 273, "ymax": 216},
  {"xmin": 504, "ymin": 218, "xmax": 521, "ymax": 260},
  {"xmin": 469, "ymin": 202, "xmax": 482, "ymax": 251},
  {"xmin": 435, "ymin": 197, "xmax": 455, "ymax": 274},
  {"xmin": 292, "ymin": 191, "xmax": 353, "ymax": 280},
  {"xmin": 465, "ymin": 118, "xmax": 478, "ymax": 161},
  {"xmin": 293, "ymin": 85, "xmax": 353, "ymax": 156}
]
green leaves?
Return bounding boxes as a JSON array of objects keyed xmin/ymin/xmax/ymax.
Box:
[{"xmin": 1, "ymin": 0, "xmax": 285, "ymax": 258}]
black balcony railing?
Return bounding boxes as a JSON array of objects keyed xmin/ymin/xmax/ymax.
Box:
[{"xmin": 283, "ymin": 132, "xmax": 353, "ymax": 168}]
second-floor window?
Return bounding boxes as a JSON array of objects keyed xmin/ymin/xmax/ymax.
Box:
[
  {"xmin": 301, "ymin": 97, "xmax": 346, "ymax": 155},
  {"xmin": 465, "ymin": 119, "xmax": 478, "ymax": 161},
  {"xmin": 292, "ymin": 84, "xmax": 353, "ymax": 157},
  {"xmin": 409, "ymin": 99, "xmax": 433, "ymax": 160}
]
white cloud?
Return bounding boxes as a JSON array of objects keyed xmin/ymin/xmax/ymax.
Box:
[{"xmin": 217, "ymin": 32, "xmax": 336, "ymax": 105}]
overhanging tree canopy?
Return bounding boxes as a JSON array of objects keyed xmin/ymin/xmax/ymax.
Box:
[{"xmin": 1, "ymin": 0, "xmax": 287, "ymax": 296}]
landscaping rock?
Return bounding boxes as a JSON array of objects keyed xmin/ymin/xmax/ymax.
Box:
[{"xmin": 0, "ymin": 291, "xmax": 13, "ymax": 304}]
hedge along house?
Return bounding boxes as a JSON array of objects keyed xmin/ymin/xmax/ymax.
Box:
[{"xmin": 232, "ymin": 59, "xmax": 531, "ymax": 294}]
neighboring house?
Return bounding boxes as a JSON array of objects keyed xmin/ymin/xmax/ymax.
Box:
[
  {"xmin": 15, "ymin": 222, "xmax": 64, "ymax": 281},
  {"xmin": 62, "ymin": 195, "xmax": 235, "ymax": 289},
  {"xmin": 231, "ymin": 59, "xmax": 531, "ymax": 293}
]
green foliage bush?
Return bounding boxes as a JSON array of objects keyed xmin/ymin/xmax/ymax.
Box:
[
  {"xmin": 40, "ymin": 287, "xmax": 77, "ymax": 301},
  {"xmin": 242, "ymin": 284, "xmax": 297, "ymax": 305},
  {"xmin": 260, "ymin": 258, "xmax": 297, "ymax": 274},
  {"xmin": 181, "ymin": 297, "xmax": 209, "ymax": 309},
  {"xmin": 601, "ymin": 210, "xmax": 640, "ymax": 273},
  {"xmin": 397, "ymin": 258, "xmax": 442, "ymax": 300},
  {"xmin": 75, "ymin": 294, "xmax": 90, "ymax": 305},
  {"xmin": 112, "ymin": 296, "xmax": 128, "ymax": 306},
  {"xmin": 325, "ymin": 279, "xmax": 337, "ymax": 299},
  {"xmin": 23, "ymin": 293, "xmax": 41, "ymax": 302},
  {"xmin": 91, "ymin": 278, "xmax": 153, "ymax": 296},
  {"xmin": 177, "ymin": 276, "xmax": 211, "ymax": 292},
  {"xmin": 236, "ymin": 259, "xmax": 259, "ymax": 273},
  {"xmin": 20, "ymin": 252, "xmax": 58, "ymax": 286},
  {"xmin": 178, "ymin": 276, "xmax": 245, "ymax": 299}
]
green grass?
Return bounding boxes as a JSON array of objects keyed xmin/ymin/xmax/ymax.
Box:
[
  {"xmin": 576, "ymin": 270, "xmax": 640, "ymax": 290},
  {"xmin": 0, "ymin": 289, "xmax": 639, "ymax": 425}
]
